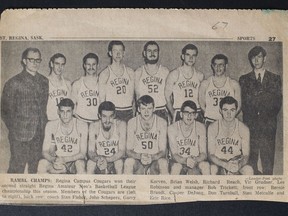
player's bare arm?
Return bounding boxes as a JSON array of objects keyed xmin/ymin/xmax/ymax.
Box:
[
  {"xmin": 65, "ymin": 79, "xmax": 72, "ymax": 95},
  {"xmin": 231, "ymin": 79, "xmax": 242, "ymax": 113},
  {"xmin": 208, "ymin": 122, "xmax": 228, "ymax": 169},
  {"xmin": 71, "ymin": 78, "xmax": 81, "ymax": 104},
  {"xmin": 168, "ymin": 124, "xmax": 187, "ymax": 165},
  {"xmin": 127, "ymin": 67, "xmax": 136, "ymax": 113},
  {"xmin": 98, "ymin": 68, "xmax": 109, "ymax": 104},
  {"xmin": 88, "ymin": 121, "xmax": 100, "ymax": 162},
  {"xmin": 42, "ymin": 121, "xmax": 57, "ymax": 163},
  {"xmin": 198, "ymin": 79, "xmax": 209, "ymax": 112},
  {"xmin": 197, "ymin": 71, "xmax": 204, "ymax": 83},
  {"xmin": 61, "ymin": 120, "xmax": 88, "ymax": 163},
  {"xmin": 126, "ymin": 118, "xmax": 141, "ymax": 160},
  {"xmin": 194, "ymin": 122, "xmax": 207, "ymax": 163},
  {"xmin": 134, "ymin": 67, "xmax": 142, "ymax": 99},
  {"xmin": 165, "ymin": 70, "xmax": 178, "ymax": 117},
  {"xmin": 151, "ymin": 117, "xmax": 167, "ymax": 161},
  {"xmin": 238, "ymin": 123, "xmax": 250, "ymax": 168},
  {"xmin": 106, "ymin": 120, "xmax": 127, "ymax": 163}
]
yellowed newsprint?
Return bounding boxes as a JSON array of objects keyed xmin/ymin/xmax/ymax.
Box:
[{"xmin": 0, "ymin": 9, "xmax": 287, "ymax": 205}]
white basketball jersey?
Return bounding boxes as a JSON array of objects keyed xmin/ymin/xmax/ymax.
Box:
[
  {"xmin": 134, "ymin": 115, "xmax": 159, "ymax": 155},
  {"xmin": 96, "ymin": 120, "xmax": 120, "ymax": 157},
  {"xmin": 172, "ymin": 68, "xmax": 201, "ymax": 110},
  {"xmin": 75, "ymin": 77, "xmax": 99, "ymax": 121},
  {"xmin": 176, "ymin": 121, "xmax": 200, "ymax": 158},
  {"xmin": 105, "ymin": 65, "xmax": 134, "ymax": 109},
  {"xmin": 137, "ymin": 65, "xmax": 168, "ymax": 108},
  {"xmin": 214, "ymin": 119, "xmax": 242, "ymax": 161},
  {"xmin": 47, "ymin": 78, "xmax": 70, "ymax": 121},
  {"xmin": 205, "ymin": 77, "xmax": 234, "ymax": 121},
  {"xmin": 53, "ymin": 118, "xmax": 81, "ymax": 157}
]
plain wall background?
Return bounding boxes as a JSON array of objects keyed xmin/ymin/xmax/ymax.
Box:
[{"xmin": 0, "ymin": 41, "xmax": 283, "ymax": 174}]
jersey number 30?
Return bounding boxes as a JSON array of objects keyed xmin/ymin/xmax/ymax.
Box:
[{"xmin": 86, "ymin": 98, "xmax": 97, "ymax": 106}]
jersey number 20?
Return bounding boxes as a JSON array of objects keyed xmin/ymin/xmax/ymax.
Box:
[{"xmin": 116, "ymin": 85, "xmax": 126, "ymax": 94}]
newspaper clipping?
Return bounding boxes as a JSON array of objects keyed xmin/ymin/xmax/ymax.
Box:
[{"xmin": 0, "ymin": 9, "xmax": 287, "ymax": 205}]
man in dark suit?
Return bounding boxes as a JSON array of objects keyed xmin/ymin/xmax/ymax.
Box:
[
  {"xmin": 239, "ymin": 46, "xmax": 282, "ymax": 175},
  {"xmin": 1, "ymin": 48, "xmax": 49, "ymax": 173}
]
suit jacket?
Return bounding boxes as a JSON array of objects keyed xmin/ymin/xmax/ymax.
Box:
[
  {"xmin": 1, "ymin": 70, "xmax": 49, "ymax": 141},
  {"xmin": 239, "ymin": 70, "xmax": 282, "ymax": 133}
]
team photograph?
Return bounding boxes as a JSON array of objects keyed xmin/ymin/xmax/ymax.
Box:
[{"xmin": 0, "ymin": 40, "xmax": 283, "ymax": 175}]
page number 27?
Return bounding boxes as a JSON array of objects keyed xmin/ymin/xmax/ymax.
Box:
[{"xmin": 269, "ymin": 37, "xmax": 276, "ymax": 41}]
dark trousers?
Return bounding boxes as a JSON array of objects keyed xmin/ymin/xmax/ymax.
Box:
[
  {"xmin": 8, "ymin": 130, "xmax": 43, "ymax": 174},
  {"xmin": 115, "ymin": 109, "xmax": 134, "ymax": 123},
  {"xmin": 248, "ymin": 125, "xmax": 276, "ymax": 175},
  {"xmin": 154, "ymin": 108, "xmax": 169, "ymax": 123}
]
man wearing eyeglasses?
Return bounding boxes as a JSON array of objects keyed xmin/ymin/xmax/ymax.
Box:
[
  {"xmin": 1, "ymin": 47, "xmax": 49, "ymax": 173},
  {"xmin": 199, "ymin": 54, "xmax": 241, "ymax": 127},
  {"xmin": 168, "ymin": 100, "xmax": 210, "ymax": 175}
]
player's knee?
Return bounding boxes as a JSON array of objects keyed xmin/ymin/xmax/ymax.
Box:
[
  {"xmin": 171, "ymin": 163, "xmax": 183, "ymax": 175},
  {"xmin": 75, "ymin": 160, "xmax": 86, "ymax": 174},
  {"xmin": 198, "ymin": 161, "xmax": 210, "ymax": 175},
  {"xmin": 37, "ymin": 159, "xmax": 50, "ymax": 174},
  {"xmin": 86, "ymin": 160, "xmax": 97, "ymax": 174},
  {"xmin": 240, "ymin": 165, "xmax": 254, "ymax": 175},
  {"xmin": 210, "ymin": 164, "xmax": 219, "ymax": 175},
  {"xmin": 157, "ymin": 158, "xmax": 169, "ymax": 174},
  {"xmin": 114, "ymin": 159, "xmax": 124, "ymax": 174},
  {"xmin": 124, "ymin": 158, "xmax": 136, "ymax": 174}
]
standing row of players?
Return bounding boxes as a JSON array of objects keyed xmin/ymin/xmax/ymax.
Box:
[
  {"xmin": 38, "ymin": 96, "xmax": 252, "ymax": 175},
  {"xmin": 47, "ymin": 41, "xmax": 241, "ymax": 124}
]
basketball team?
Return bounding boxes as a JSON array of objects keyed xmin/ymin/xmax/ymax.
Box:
[{"xmin": 1, "ymin": 41, "xmax": 282, "ymax": 175}]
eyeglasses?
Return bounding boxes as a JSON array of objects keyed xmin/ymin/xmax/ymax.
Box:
[
  {"xmin": 26, "ymin": 58, "xmax": 42, "ymax": 63},
  {"xmin": 182, "ymin": 111, "xmax": 197, "ymax": 116},
  {"xmin": 213, "ymin": 63, "xmax": 225, "ymax": 68}
]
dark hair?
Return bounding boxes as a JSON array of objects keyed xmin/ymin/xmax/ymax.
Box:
[
  {"xmin": 137, "ymin": 95, "xmax": 155, "ymax": 108},
  {"xmin": 49, "ymin": 53, "xmax": 66, "ymax": 74},
  {"xmin": 98, "ymin": 101, "xmax": 116, "ymax": 115},
  {"xmin": 211, "ymin": 54, "xmax": 228, "ymax": 65},
  {"xmin": 143, "ymin": 41, "xmax": 159, "ymax": 52},
  {"xmin": 219, "ymin": 96, "xmax": 238, "ymax": 110},
  {"xmin": 57, "ymin": 98, "xmax": 75, "ymax": 110},
  {"xmin": 182, "ymin": 44, "xmax": 198, "ymax": 56},
  {"xmin": 50, "ymin": 53, "xmax": 66, "ymax": 64},
  {"xmin": 180, "ymin": 100, "xmax": 197, "ymax": 112},
  {"xmin": 248, "ymin": 46, "xmax": 267, "ymax": 67},
  {"xmin": 108, "ymin": 40, "xmax": 125, "ymax": 52},
  {"xmin": 22, "ymin": 47, "xmax": 41, "ymax": 60},
  {"xmin": 83, "ymin": 53, "xmax": 99, "ymax": 65}
]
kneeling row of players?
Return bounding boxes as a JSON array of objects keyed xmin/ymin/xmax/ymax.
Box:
[{"xmin": 37, "ymin": 95, "xmax": 253, "ymax": 175}]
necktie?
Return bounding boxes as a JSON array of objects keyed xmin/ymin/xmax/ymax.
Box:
[{"xmin": 257, "ymin": 73, "xmax": 261, "ymax": 83}]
